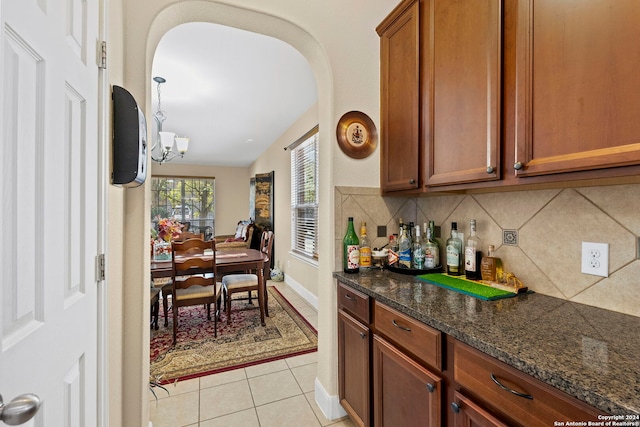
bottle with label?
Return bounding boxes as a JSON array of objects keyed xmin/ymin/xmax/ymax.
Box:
[
  {"xmin": 389, "ymin": 234, "xmax": 398, "ymax": 252},
  {"xmin": 446, "ymin": 222, "xmax": 463, "ymax": 275},
  {"xmin": 481, "ymin": 245, "xmax": 503, "ymax": 282},
  {"xmin": 343, "ymin": 217, "xmax": 360, "ymax": 273},
  {"xmin": 465, "ymin": 219, "xmax": 483, "ymax": 280},
  {"xmin": 424, "ymin": 222, "xmax": 440, "ymax": 269},
  {"xmin": 412, "ymin": 225, "xmax": 425, "ymax": 269},
  {"xmin": 398, "ymin": 224, "xmax": 412, "ymax": 268},
  {"xmin": 359, "ymin": 222, "xmax": 372, "ymax": 271}
]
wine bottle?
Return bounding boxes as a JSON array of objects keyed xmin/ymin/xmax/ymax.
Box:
[
  {"xmin": 359, "ymin": 222, "xmax": 372, "ymax": 271},
  {"xmin": 424, "ymin": 222, "xmax": 439, "ymax": 269},
  {"xmin": 446, "ymin": 222, "xmax": 463, "ymax": 275},
  {"xmin": 465, "ymin": 219, "xmax": 483, "ymax": 280},
  {"xmin": 343, "ymin": 217, "xmax": 360, "ymax": 273}
]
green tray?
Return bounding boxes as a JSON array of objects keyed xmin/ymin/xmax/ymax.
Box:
[{"xmin": 416, "ymin": 273, "xmax": 517, "ymax": 301}]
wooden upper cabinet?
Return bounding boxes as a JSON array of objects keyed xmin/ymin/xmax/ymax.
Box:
[
  {"xmin": 426, "ymin": 0, "xmax": 502, "ymax": 186},
  {"xmin": 377, "ymin": 0, "xmax": 420, "ymax": 192},
  {"xmin": 513, "ymin": 0, "xmax": 640, "ymax": 177}
]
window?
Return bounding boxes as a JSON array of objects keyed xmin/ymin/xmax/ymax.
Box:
[
  {"xmin": 290, "ymin": 126, "xmax": 319, "ymax": 259},
  {"xmin": 151, "ymin": 176, "xmax": 215, "ymax": 239}
]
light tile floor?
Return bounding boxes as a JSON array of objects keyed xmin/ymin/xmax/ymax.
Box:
[{"xmin": 149, "ymin": 281, "xmax": 355, "ymax": 427}]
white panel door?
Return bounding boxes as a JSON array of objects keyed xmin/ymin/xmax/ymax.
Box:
[{"xmin": 0, "ymin": 0, "xmax": 101, "ymax": 425}]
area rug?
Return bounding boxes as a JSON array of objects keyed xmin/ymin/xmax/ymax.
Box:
[{"xmin": 150, "ymin": 287, "xmax": 317, "ymax": 384}]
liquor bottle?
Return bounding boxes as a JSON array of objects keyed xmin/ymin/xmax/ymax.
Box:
[
  {"xmin": 343, "ymin": 217, "xmax": 360, "ymax": 273},
  {"xmin": 465, "ymin": 219, "xmax": 483, "ymax": 280},
  {"xmin": 424, "ymin": 222, "xmax": 440, "ymax": 269},
  {"xmin": 398, "ymin": 224, "xmax": 412, "ymax": 268},
  {"xmin": 446, "ymin": 222, "xmax": 463, "ymax": 275},
  {"xmin": 481, "ymin": 245, "xmax": 504, "ymax": 282},
  {"xmin": 412, "ymin": 225, "xmax": 425, "ymax": 269},
  {"xmin": 359, "ymin": 222, "xmax": 372, "ymax": 271}
]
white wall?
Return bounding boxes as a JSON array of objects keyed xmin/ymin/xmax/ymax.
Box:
[
  {"xmin": 110, "ymin": 0, "xmax": 396, "ymax": 424},
  {"xmin": 250, "ymin": 103, "xmax": 320, "ymax": 298}
]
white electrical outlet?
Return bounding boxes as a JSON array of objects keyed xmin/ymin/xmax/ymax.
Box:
[{"xmin": 581, "ymin": 242, "xmax": 609, "ymax": 277}]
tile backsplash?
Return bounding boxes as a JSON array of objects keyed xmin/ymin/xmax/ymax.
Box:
[{"xmin": 335, "ymin": 185, "xmax": 640, "ymax": 318}]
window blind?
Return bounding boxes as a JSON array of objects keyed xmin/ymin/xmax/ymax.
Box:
[{"xmin": 291, "ymin": 128, "xmax": 319, "ymax": 259}]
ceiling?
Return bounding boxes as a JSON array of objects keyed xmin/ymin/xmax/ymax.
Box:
[{"xmin": 151, "ymin": 22, "xmax": 318, "ymax": 167}]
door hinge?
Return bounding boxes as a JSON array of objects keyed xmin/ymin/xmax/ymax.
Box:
[
  {"xmin": 96, "ymin": 253, "xmax": 106, "ymax": 281},
  {"xmin": 99, "ymin": 41, "xmax": 107, "ymax": 69}
]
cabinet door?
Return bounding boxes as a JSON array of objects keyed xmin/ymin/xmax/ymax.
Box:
[
  {"xmin": 513, "ymin": 0, "xmax": 640, "ymax": 177},
  {"xmin": 373, "ymin": 335, "xmax": 441, "ymax": 427},
  {"xmin": 425, "ymin": 0, "xmax": 501, "ymax": 186},
  {"xmin": 451, "ymin": 391, "xmax": 509, "ymax": 427},
  {"xmin": 338, "ymin": 310, "xmax": 370, "ymax": 427},
  {"xmin": 378, "ymin": 0, "xmax": 421, "ymax": 192}
]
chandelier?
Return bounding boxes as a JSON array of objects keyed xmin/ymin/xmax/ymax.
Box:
[{"xmin": 151, "ymin": 76, "xmax": 189, "ymax": 164}]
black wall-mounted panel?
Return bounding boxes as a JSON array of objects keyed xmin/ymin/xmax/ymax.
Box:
[{"xmin": 112, "ymin": 85, "xmax": 147, "ymax": 187}]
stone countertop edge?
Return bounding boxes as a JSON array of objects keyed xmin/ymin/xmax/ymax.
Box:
[{"xmin": 333, "ymin": 270, "xmax": 640, "ymax": 416}]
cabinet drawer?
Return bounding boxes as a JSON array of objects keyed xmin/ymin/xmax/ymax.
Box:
[
  {"xmin": 373, "ymin": 301, "xmax": 441, "ymax": 370},
  {"xmin": 454, "ymin": 340, "xmax": 601, "ymax": 427},
  {"xmin": 338, "ymin": 282, "xmax": 370, "ymax": 324}
]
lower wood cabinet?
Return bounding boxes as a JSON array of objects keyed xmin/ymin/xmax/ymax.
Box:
[
  {"xmin": 373, "ymin": 335, "xmax": 441, "ymax": 427},
  {"xmin": 453, "ymin": 340, "xmax": 601, "ymax": 427},
  {"xmin": 451, "ymin": 391, "xmax": 509, "ymax": 427},
  {"xmin": 338, "ymin": 309, "xmax": 370, "ymax": 427},
  {"xmin": 336, "ymin": 280, "xmax": 606, "ymax": 427}
]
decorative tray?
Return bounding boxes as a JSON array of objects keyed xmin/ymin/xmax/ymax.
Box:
[{"xmin": 387, "ymin": 264, "xmax": 443, "ymax": 275}]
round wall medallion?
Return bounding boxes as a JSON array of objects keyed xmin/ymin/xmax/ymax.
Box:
[{"xmin": 336, "ymin": 111, "xmax": 378, "ymax": 159}]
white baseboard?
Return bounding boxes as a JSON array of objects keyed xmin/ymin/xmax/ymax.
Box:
[
  {"xmin": 314, "ymin": 378, "xmax": 347, "ymax": 421},
  {"xmin": 283, "ymin": 273, "xmax": 318, "ymax": 310}
]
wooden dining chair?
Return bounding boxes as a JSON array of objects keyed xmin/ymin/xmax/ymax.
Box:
[
  {"xmin": 170, "ymin": 238, "xmax": 222, "ymax": 345},
  {"xmin": 221, "ymin": 231, "xmax": 274, "ymax": 325},
  {"xmin": 176, "ymin": 231, "xmax": 204, "ymax": 241}
]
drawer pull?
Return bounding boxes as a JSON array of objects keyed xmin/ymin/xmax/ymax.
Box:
[
  {"xmin": 451, "ymin": 402, "xmax": 461, "ymax": 414},
  {"xmin": 344, "ymin": 294, "xmax": 356, "ymax": 301},
  {"xmin": 490, "ymin": 373, "xmax": 533, "ymax": 400},
  {"xmin": 392, "ymin": 319, "xmax": 411, "ymax": 332},
  {"xmin": 426, "ymin": 383, "xmax": 435, "ymax": 393},
  {"xmin": 359, "ymin": 332, "xmax": 366, "ymax": 339}
]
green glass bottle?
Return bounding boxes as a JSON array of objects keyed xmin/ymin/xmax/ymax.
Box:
[{"xmin": 343, "ymin": 217, "xmax": 360, "ymax": 273}]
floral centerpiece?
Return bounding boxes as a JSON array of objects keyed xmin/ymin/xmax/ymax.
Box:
[{"xmin": 153, "ymin": 217, "xmax": 183, "ymax": 260}]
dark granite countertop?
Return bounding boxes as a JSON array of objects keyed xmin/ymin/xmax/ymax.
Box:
[{"xmin": 334, "ymin": 269, "xmax": 640, "ymax": 415}]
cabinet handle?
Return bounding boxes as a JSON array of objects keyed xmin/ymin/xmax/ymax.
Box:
[
  {"xmin": 486, "ymin": 166, "xmax": 495, "ymax": 174},
  {"xmin": 426, "ymin": 383, "xmax": 435, "ymax": 393},
  {"xmin": 392, "ymin": 319, "xmax": 411, "ymax": 332},
  {"xmin": 514, "ymin": 161, "xmax": 523, "ymax": 170},
  {"xmin": 490, "ymin": 373, "xmax": 533, "ymax": 400},
  {"xmin": 359, "ymin": 332, "xmax": 366, "ymax": 339},
  {"xmin": 451, "ymin": 402, "xmax": 461, "ymax": 414},
  {"xmin": 409, "ymin": 178, "xmax": 416, "ymax": 185},
  {"xmin": 344, "ymin": 294, "xmax": 356, "ymax": 301}
]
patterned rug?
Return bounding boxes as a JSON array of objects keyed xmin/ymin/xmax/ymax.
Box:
[{"xmin": 150, "ymin": 287, "xmax": 317, "ymax": 384}]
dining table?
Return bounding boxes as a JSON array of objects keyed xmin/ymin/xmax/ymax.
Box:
[{"xmin": 150, "ymin": 247, "xmax": 269, "ymax": 325}]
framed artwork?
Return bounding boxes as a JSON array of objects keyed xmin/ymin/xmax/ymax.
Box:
[{"xmin": 253, "ymin": 171, "xmax": 274, "ymax": 231}]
